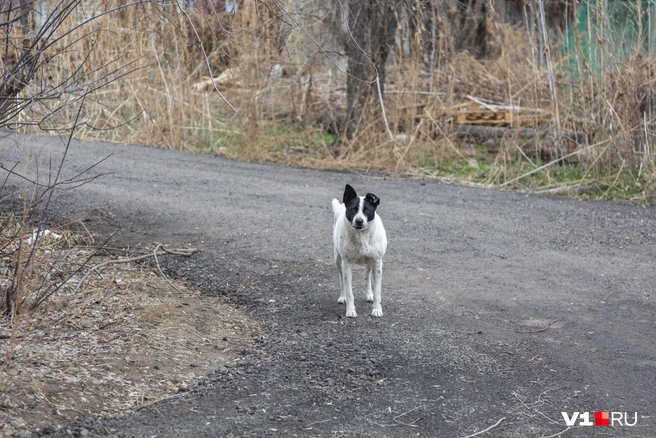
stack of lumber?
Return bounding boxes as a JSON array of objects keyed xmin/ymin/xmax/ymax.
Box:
[{"xmin": 446, "ymin": 96, "xmax": 552, "ymax": 127}]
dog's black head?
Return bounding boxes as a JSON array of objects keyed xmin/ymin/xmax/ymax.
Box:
[{"xmin": 343, "ymin": 184, "xmax": 380, "ymax": 230}]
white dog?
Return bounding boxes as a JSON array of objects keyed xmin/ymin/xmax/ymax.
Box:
[{"xmin": 332, "ymin": 184, "xmax": 387, "ymax": 318}]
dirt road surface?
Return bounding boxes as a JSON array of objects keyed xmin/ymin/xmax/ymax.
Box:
[{"xmin": 2, "ymin": 133, "xmax": 655, "ymax": 437}]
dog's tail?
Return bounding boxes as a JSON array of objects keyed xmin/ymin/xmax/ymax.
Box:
[{"xmin": 331, "ymin": 198, "xmax": 342, "ymax": 214}]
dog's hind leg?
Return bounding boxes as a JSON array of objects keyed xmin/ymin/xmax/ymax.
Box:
[
  {"xmin": 371, "ymin": 260, "xmax": 383, "ymax": 317},
  {"xmin": 364, "ymin": 265, "xmax": 374, "ymax": 302},
  {"xmin": 335, "ymin": 252, "xmax": 346, "ymax": 304},
  {"xmin": 343, "ymin": 264, "xmax": 357, "ymax": 318}
]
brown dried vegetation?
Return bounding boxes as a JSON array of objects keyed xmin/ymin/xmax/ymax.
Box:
[
  {"xmin": 0, "ymin": 214, "xmax": 258, "ymax": 435},
  {"xmin": 7, "ymin": 1, "xmax": 653, "ymax": 199}
]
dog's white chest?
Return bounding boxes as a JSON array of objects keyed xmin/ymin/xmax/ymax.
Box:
[{"xmin": 343, "ymin": 231, "xmax": 383, "ymax": 263}]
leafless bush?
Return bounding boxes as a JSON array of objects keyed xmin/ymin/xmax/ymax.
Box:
[{"xmin": 0, "ymin": 0, "xmax": 153, "ymax": 316}]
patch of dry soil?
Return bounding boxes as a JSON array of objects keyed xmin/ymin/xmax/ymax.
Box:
[{"xmin": 0, "ymin": 245, "xmax": 259, "ymax": 437}]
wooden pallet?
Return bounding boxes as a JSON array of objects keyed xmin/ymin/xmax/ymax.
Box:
[
  {"xmin": 448, "ymin": 100, "xmax": 552, "ymax": 127},
  {"xmin": 455, "ymin": 108, "xmax": 514, "ymax": 126},
  {"xmin": 396, "ymin": 97, "xmax": 552, "ymax": 128}
]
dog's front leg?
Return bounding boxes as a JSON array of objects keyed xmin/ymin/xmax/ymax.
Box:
[
  {"xmin": 371, "ymin": 260, "xmax": 383, "ymax": 317},
  {"xmin": 343, "ymin": 263, "xmax": 357, "ymax": 318},
  {"xmin": 335, "ymin": 252, "xmax": 346, "ymax": 304},
  {"xmin": 364, "ymin": 265, "xmax": 374, "ymax": 302}
]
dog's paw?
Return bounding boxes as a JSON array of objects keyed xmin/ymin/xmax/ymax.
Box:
[
  {"xmin": 366, "ymin": 294, "xmax": 374, "ymax": 303},
  {"xmin": 371, "ymin": 308, "xmax": 383, "ymax": 317},
  {"xmin": 345, "ymin": 309, "xmax": 357, "ymax": 318},
  {"xmin": 337, "ymin": 297, "xmax": 346, "ymax": 304}
]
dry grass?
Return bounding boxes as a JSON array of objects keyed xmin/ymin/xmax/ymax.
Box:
[
  {"xmin": 0, "ymin": 215, "xmax": 259, "ymax": 436},
  {"xmin": 10, "ymin": 1, "xmax": 656, "ymax": 201}
]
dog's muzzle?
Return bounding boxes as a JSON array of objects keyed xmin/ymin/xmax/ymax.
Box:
[{"xmin": 352, "ymin": 218, "xmax": 365, "ymax": 230}]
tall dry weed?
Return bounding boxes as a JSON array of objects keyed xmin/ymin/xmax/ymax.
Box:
[{"xmin": 12, "ymin": 1, "xmax": 656, "ymax": 198}]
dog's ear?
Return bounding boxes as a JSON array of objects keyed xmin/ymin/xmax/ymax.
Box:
[
  {"xmin": 343, "ymin": 184, "xmax": 358, "ymax": 204},
  {"xmin": 365, "ymin": 193, "xmax": 380, "ymax": 207}
]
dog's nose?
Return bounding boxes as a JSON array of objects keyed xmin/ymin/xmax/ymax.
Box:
[{"xmin": 354, "ymin": 218, "xmax": 364, "ymax": 228}]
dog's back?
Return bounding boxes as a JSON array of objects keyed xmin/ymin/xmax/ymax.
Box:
[
  {"xmin": 332, "ymin": 198, "xmax": 343, "ymax": 216},
  {"xmin": 332, "ymin": 198, "xmax": 345, "ymax": 232}
]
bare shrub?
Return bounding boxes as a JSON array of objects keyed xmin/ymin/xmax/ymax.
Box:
[{"xmin": 0, "ymin": 0, "xmax": 138, "ymax": 315}]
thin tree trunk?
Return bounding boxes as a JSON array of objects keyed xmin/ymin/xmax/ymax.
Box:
[{"xmin": 344, "ymin": 0, "xmax": 396, "ymax": 140}]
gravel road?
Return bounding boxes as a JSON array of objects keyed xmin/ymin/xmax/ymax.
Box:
[{"xmin": 2, "ymin": 133, "xmax": 655, "ymax": 437}]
